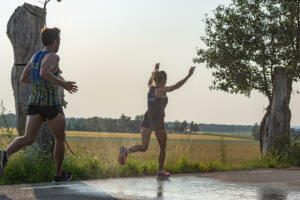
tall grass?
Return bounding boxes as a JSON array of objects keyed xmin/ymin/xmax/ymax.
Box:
[
  {"xmin": 0, "ymin": 137, "xmax": 294, "ymax": 185},
  {"xmin": 218, "ymin": 133, "xmax": 228, "ymax": 164},
  {"xmin": 1, "ymin": 129, "xmax": 295, "ymax": 185},
  {"xmin": 0, "ymin": 101, "xmax": 297, "ymax": 185},
  {"xmin": 0, "ymin": 141, "xmax": 284, "ymax": 185},
  {"xmin": 0, "ymin": 101, "xmax": 14, "ymax": 149}
]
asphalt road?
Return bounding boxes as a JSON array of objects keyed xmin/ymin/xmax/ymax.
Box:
[{"xmin": 1, "ymin": 169, "xmax": 300, "ymax": 200}]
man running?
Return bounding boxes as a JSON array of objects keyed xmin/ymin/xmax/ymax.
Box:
[
  {"xmin": 119, "ymin": 63, "xmax": 195, "ymax": 179},
  {"xmin": 0, "ymin": 27, "xmax": 78, "ymax": 183}
]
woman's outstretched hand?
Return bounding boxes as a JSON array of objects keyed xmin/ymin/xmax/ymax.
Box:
[{"xmin": 188, "ymin": 66, "xmax": 196, "ymax": 77}]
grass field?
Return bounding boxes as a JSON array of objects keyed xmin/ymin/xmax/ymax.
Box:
[
  {"xmin": 1, "ymin": 129, "xmax": 281, "ymax": 184},
  {"xmin": 66, "ymin": 131, "xmax": 253, "ymax": 141},
  {"xmin": 1, "ymin": 129, "xmax": 260, "ymax": 165},
  {"xmin": 65, "ymin": 131, "xmax": 260, "ymax": 165}
]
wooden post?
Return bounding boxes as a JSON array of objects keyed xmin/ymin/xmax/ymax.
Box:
[
  {"xmin": 7, "ymin": 3, "xmax": 65, "ymax": 153},
  {"xmin": 7, "ymin": 3, "xmax": 46, "ymax": 137}
]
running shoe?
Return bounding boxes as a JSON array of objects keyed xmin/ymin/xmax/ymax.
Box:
[
  {"xmin": 119, "ymin": 146, "xmax": 128, "ymax": 165},
  {"xmin": 53, "ymin": 171, "xmax": 72, "ymax": 184},
  {"xmin": 0, "ymin": 150, "xmax": 7, "ymax": 178},
  {"xmin": 156, "ymin": 170, "xmax": 171, "ymax": 179}
]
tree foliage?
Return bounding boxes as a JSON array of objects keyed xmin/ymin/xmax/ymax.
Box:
[{"xmin": 194, "ymin": 0, "xmax": 299, "ymax": 103}]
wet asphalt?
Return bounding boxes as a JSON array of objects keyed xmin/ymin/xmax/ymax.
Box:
[{"xmin": 0, "ymin": 169, "xmax": 300, "ymax": 200}]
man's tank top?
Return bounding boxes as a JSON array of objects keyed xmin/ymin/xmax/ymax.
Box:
[{"xmin": 28, "ymin": 50, "xmax": 60, "ymax": 106}]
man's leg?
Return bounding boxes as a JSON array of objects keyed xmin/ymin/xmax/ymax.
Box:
[
  {"xmin": 47, "ymin": 113, "xmax": 66, "ymax": 177},
  {"xmin": 0, "ymin": 114, "xmax": 42, "ymax": 178},
  {"xmin": 6, "ymin": 114, "xmax": 43, "ymax": 157}
]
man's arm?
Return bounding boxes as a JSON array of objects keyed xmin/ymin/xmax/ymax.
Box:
[
  {"xmin": 20, "ymin": 58, "xmax": 33, "ymax": 84},
  {"xmin": 40, "ymin": 54, "xmax": 65, "ymax": 87},
  {"xmin": 40, "ymin": 54, "xmax": 78, "ymax": 93}
]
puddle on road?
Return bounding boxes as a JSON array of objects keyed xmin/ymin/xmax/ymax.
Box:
[
  {"xmin": 258, "ymin": 188, "xmax": 288, "ymax": 200},
  {"xmin": 82, "ymin": 176, "xmax": 300, "ymax": 200}
]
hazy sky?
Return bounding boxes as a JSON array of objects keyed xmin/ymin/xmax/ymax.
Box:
[{"xmin": 1, "ymin": 0, "xmax": 300, "ymax": 125}]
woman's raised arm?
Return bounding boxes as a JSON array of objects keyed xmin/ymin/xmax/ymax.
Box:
[{"xmin": 164, "ymin": 66, "xmax": 195, "ymax": 93}]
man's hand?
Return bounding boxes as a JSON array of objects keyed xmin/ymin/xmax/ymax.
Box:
[{"xmin": 63, "ymin": 81, "xmax": 78, "ymax": 94}]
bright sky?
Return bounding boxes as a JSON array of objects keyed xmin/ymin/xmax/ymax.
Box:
[{"xmin": 1, "ymin": 0, "xmax": 300, "ymax": 125}]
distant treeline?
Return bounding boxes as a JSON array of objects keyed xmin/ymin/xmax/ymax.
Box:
[
  {"xmin": 198, "ymin": 124, "xmax": 252, "ymax": 133},
  {"xmin": 0, "ymin": 113, "xmax": 252, "ymax": 133},
  {"xmin": 0, "ymin": 113, "xmax": 16, "ymax": 129}
]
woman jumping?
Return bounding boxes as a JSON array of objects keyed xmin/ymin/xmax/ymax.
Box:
[{"xmin": 119, "ymin": 63, "xmax": 195, "ymax": 178}]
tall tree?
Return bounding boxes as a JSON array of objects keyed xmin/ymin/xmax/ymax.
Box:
[
  {"xmin": 180, "ymin": 121, "xmax": 188, "ymax": 133},
  {"xmin": 194, "ymin": 0, "xmax": 299, "ymax": 154},
  {"xmin": 190, "ymin": 121, "xmax": 199, "ymax": 133},
  {"xmin": 118, "ymin": 114, "xmax": 131, "ymax": 132},
  {"xmin": 173, "ymin": 120, "xmax": 181, "ymax": 133}
]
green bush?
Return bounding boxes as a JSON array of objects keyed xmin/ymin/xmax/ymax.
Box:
[
  {"xmin": 269, "ymin": 134, "xmax": 300, "ymax": 167},
  {"xmin": 1, "ymin": 145, "xmax": 54, "ymax": 184}
]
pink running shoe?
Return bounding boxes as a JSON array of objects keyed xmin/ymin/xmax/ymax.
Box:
[
  {"xmin": 156, "ymin": 170, "xmax": 171, "ymax": 179},
  {"xmin": 118, "ymin": 146, "xmax": 128, "ymax": 165}
]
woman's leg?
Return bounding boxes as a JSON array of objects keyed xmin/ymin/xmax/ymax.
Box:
[
  {"xmin": 154, "ymin": 129, "xmax": 167, "ymax": 171},
  {"xmin": 128, "ymin": 127, "xmax": 152, "ymax": 153}
]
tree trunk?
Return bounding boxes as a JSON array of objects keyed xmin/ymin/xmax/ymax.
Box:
[
  {"xmin": 6, "ymin": 3, "xmax": 63, "ymax": 153},
  {"xmin": 260, "ymin": 67, "xmax": 291, "ymax": 154},
  {"xmin": 259, "ymin": 104, "xmax": 271, "ymax": 152}
]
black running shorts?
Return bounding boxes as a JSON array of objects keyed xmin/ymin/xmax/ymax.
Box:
[
  {"xmin": 141, "ymin": 118, "xmax": 165, "ymax": 131},
  {"xmin": 26, "ymin": 105, "xmax": 64, "ymax": 121}
]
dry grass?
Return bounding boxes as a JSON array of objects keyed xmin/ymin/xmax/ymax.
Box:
[
  {"xmin": 70, "ymin": 141, "xmax": 259, "ymax": 164},
  {"xmin": 66, "ymin": 131, "xmax": 252, "ymax": 141},
  {"xmin": 0, "ymin": 128, "xmax": 17, "ymax": 135},
  {"xmin": 3, "ymin": 129, "xmax": 260, "ymax": 165},
  {"xmin": 8, "ymin": 129, "xmax": 251, "ymax": 141},
  {"xmin": 67, "ymin": 131, "xmax": 260, "ymax": 165}
]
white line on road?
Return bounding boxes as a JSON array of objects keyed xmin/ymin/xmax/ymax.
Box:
[
  {"xmin": 249, "ymin": 171, "xmax": 273, "ymax": 174},
  {"xmin": 20, "ymin": 184, "xmax": 80, "ymax": 190}
]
